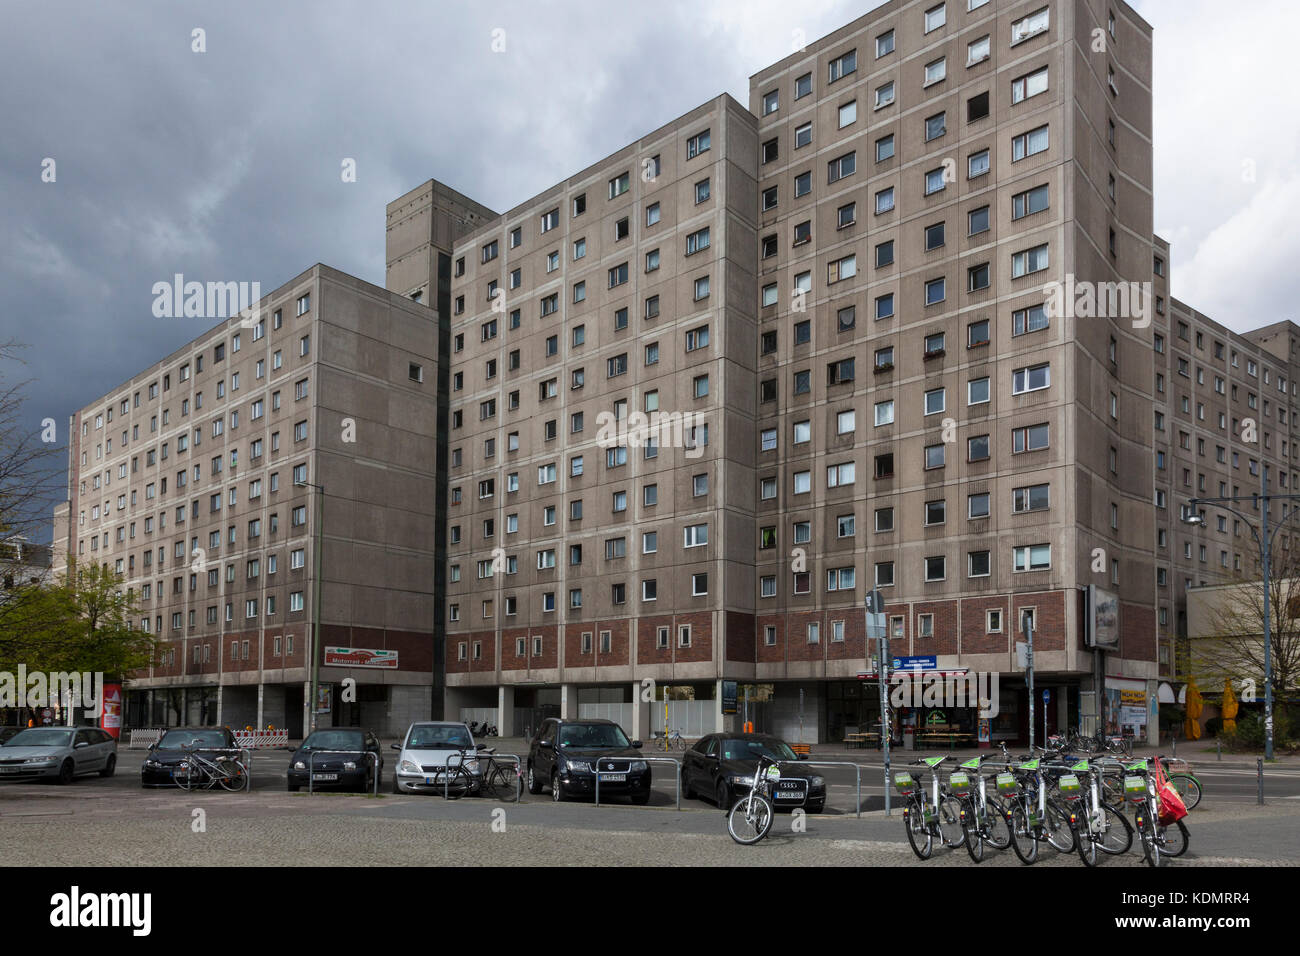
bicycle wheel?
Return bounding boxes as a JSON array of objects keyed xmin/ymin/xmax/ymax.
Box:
[
  {"xmin": 1007, "ymin": 802, "xmax": 1039, "ymax": 865},
  {"xmin": 904, "ymin": 799, "xmax": 933, "ymax": 860},
  {"xmin": 1136, "ymin": 810, "xmax": 1161, "ymax": 867},
  {"xmin": 963, "ymin": 800, "xmax": 985, "ymax": 863},
  {"xmin": 982, "ymin": 796, "xmax": 1012, "ymax": 851},
  {"xmin": 1044, "ymin": 798, "xmax": 1077, "ymax": 853},
  {"xmin": 1166, "ymin": 774, "xmax": 1201, "ymax": 811},
  {"xmin": 1098, "ymin": 803, "xmax": 1133, "ymax": 855},
  {"xmin": 1076, "ymin": 819, "xmax": 1099, "ymax": 867},
  {"xmin": 443, "ymin": 767, "xmax": 475, "ymax": 800},
  {"xmin": 676, "ymin": 736, "xmax": 686, "ymax": 751},
  {"xmin": 1101, "ymin": 774, "xmax": 1124, "ymax": 805},
  {"xmin": 173, "ymin": 759, "xmax": 197, "ymax": 793},
  {"xmin": 1158, "ymin": 818, "xmax": 1189, "ymax": 858},
  {"xmin": 938, "ymin": 794, "xmax": 965, "ymax": 849},
  {"xmin": 217, "ymin": 758, "xmax": 247, "ymax": 792},
  {"xmin": 727, "ymin": 792, "xmax": 774, "ymax": 845},
  {"xmin": 489, "ymin": 764, "xmax": 520, "ymax": 802}
]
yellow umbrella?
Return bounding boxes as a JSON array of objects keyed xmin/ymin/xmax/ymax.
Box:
[
  {"xmin": 1183, "ymin": 681, "xmax": 1203, "ymax": 740},
  {"xmin": 1221, "ymin": 678, "xmax": 1238, "ymax": 735}
]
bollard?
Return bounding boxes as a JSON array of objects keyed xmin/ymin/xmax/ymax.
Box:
[
  {"xmin": 1257, "ymin": 758, "xmax": 1264, "ymax": 805},
  {"xmin": 1217, "ymin": 738, "xmax": 1221, "ymax": 761},
  {"xmin": 1171, "ymin": 737, "xmax": 1176, "ymax": 758}
]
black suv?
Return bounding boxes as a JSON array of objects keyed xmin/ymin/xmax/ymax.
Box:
[{"xmin": 526, "ymin": 718, "xmax": 650, "ymax": 804}]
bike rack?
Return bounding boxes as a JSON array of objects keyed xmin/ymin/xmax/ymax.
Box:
[
  {"xmin": 594, "ymin": 756, "xmax": 680, "ymax": 810},
  {"xmin": 795, "ymin": 761, "xmax": 864, "ymax": 819},
  {"xmin": 479, "ymin": 752, "xmax": 523, "ymax": 803},
  {"xmin": 305, "ymin": 749, "xmax": 381, "ymax": 796}
]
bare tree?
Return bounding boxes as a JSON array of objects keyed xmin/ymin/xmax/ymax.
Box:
[{"xmin": 1194, "ymin": 544, "xmax": 1300, "ymax": 716}]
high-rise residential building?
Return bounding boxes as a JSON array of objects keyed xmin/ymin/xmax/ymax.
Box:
[
  {"xmin": 427, "ymin": 0, "xmax": 1179, "ymax": 745},
  {"xmin": 52, "ymin": 266, "xmax": 451, "ymax": 735}
]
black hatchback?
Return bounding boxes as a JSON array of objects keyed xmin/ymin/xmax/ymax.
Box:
[
  {"xmin": 287, "ymin": 728, "xmax": 383, "ymax": 792},
  {"xmin": 141, "ymin": 727, "xmax": 239, "ymax": 787},
  {"xmin": 526, "ymin": 718, "xmax": 650, "ymax": 804},
  {"xmin": 682, "ymin": 733, "xmax": 826, "ymax": 813}
]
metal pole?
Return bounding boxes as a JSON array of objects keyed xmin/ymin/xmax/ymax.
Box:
[
  {"xmin": 881, "ymin": 632, "xmax": 890, "ymax": 817},
  {"xmin": 1257, "ymin": 757, "xmax": 1264, "ymax": 805},
  {"xmin": 1260, "ymin": 469, "xmax": 1275, "ymax": 761},
  {"xmin": 308, "ymin": 483, "xmax": 324, "ymax": 735},
  {"xmin": 1027, "ymin": 619, "xmax": 1035, "ymax": 753}
]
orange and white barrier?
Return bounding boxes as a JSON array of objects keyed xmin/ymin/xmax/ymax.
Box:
[{"xmin": 232, "ymin": 729, "xmax": 289, "ymax": 749}]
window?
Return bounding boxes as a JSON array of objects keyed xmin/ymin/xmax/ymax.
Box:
[
  {"xmin": 1012, "ymin": 124, "xmax": 1050, "ymax": 161},
  {"xmin": 875, "ymin": 81, "xmax": 895, "ymax": 109},
  {"xmin": 875, "ymin": 400, "xmax": 895, "ymax": 427},
  {"xmin": 1013, "ymin": 544, "xmax": 1052, "ymax": 572},
  {"xmin": 1011, "ymin": 7, "xmax": 1050, "ymax": 45},
  {"xmin": 1012, "ymin": 363, "xmax": 1051, "ymax": 394},
  {"xmin": 645, "ymin": 203, "xmax": 660, "ymax": 227},
  {"xmin": 686, "ymin": 129, "xmax": 710, "ymax": 158},
  {"xmin": 827, "ymin": 152, "xmax": 856, "ymax": 183},
  {"xmin": 828, "ymin": 49, "xmax": 856, "ymax": 83},
  {"xmin": 875, "ymin": 187, "xmax": 895, "ymax": 214},
  {"xmin": 1013, "ymin": 184, "xmax": 1050, "ymax": 220},
  {"xmin": 762, "ymin": 89, "xmax": 778, "ymax": 115},
  {"xmin": 608, "ymin": 171, "xmax": 630, "ymax": 199},
  {"xmin": 969, "ymin": 493, "xmax": 991, "ymax": 519},
  {"xmin": 925, "ymin": 3, "xmax": 946, "ymax": 32},
  {"xmin": 794, "ymin": 173, "xmax": 811, "ymax": 199},
  {"xmin": 925, "ymin": 277, "xmax": 945, "ymax": 305},
  {"xmin": 925, "ymin": 58, "xmax": 946, "ymax": 86},
  {"xmin": 794, "ymin": 122, "xmax": 812, "ymax": 148},
  {"xmin": 968, "ymin": 149, "xmax": 990, "ymax": 178},
  {"xmin": 925, "ymin": 168, "xmax": 947, "ymax": 195},
  {"xmin": 876, "ymin": 134, "xmax": 895, "ymax": 162},
  {"xmin": 925, "ymin": 112, "xmax": 946, "ymax": 141},
  {"xmin": 1012, "ymin": 66, "xmax": 1049, "ymax": 103},
  {"xmin": 969, "ymin": 205, "xmax": 990, "ymax": 235},
  {"xmin": 838, "ymin": 101, "xmax": 857, "ymax": 128},
  {"xmin": 1014, "ymin": 304, "xmax": 1048, "ymax": 335},
  {"xmin": 695, "ymin": 179, "xmax": 710, "ymax": 204},
  {"xmin": 1012, "ymin": 423, "xmax": 1050, "ymax": 453},
  {"xmin": 876, "ymin": 29, "xmax": 894, "ymax": 57},
  {"xmin": 1012, "ymin": 243, "xmax": 1050, "ymax": 278},
  {"xmin": 924, "ymin": 555, "xmax": 946, "ymax": 582},
  {"xmin": 968, "ymin": 35, "xmax": 990, "ymax": 65},
  {"xmin": 1013, "ymin": 483, "xmax": 1050, "ymax": 513}
]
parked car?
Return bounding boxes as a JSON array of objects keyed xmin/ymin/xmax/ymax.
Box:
[
  {"xmin": 0, "ymin": 727, "xmax": 23, "ymax": 745},
  {"xmin": 391, "ymin": 721, "xmax": 481, "ymax": 794},
  {"xmin": 141, "ymin": 726, "xmax": 240, "ymax": 787},
  {"xmin": 526, "ymin": 718, "xmax": 650, "ymax": 804},
  {"xmin": 0, "ymin": 726, "xmax": 117, "ymax": 784},
  {"xmin": 681, "ymin": 733, "xmax": 825, "ymax": 813},
  {"xmin": 288, "ymin": 728, "xmax": 383, "ymax": 792}
]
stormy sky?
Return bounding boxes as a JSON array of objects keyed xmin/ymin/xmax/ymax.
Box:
[{"xmin": 2, "ymin": 0, "xmax": 1298, "ymax": 541}]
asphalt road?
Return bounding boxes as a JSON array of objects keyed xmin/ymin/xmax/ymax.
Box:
[{"xmin": 1, "ymin": 747, "xmax": 1298, "ymax": 866}]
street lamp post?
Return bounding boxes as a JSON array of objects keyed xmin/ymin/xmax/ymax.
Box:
[
  {"xmin": 297, "ymin": 480, "xmax": 325, "ymax": 735},
  {"xmin": 1183, "ymin": 468, "xmax": 1298, "ymax": 761}
]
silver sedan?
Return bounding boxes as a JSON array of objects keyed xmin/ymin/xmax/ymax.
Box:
[{"xmin": 0, "ymin": 726, "xmax": 118, "ymax": 784}]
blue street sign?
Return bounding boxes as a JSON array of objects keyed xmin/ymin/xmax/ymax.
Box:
[
  {"xmin": 892, "ymin": 655, "xmax": 937, "ymax": 672},
  {"xmin": 1042, "ymin": 688, "xmax": 1051, "ymax": 703}
]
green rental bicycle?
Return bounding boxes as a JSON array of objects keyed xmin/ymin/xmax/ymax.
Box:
[{"xmin": 894, "ymin": 756, "xmax": 965, "ymax": 860}]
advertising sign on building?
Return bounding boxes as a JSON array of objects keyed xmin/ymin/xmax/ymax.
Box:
[
  {"xmin": 323, "ymin": 646, "xmax": 399, "ymax": 669},
  {"xmin": 100, "ymin": 682, "xmax": 122, "ymax": 739}
]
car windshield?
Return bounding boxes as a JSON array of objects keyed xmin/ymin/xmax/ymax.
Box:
[
  {"xmin": 559, "ymin": 724, "xmax": 630, "ymax": 749},
  {"xmin": 406, "ymin": 726, "xmax": 471, "ymax": 749},
  {"xmin": 5, "ymin": 728, "xmax": 73, "ymax": 748},
  {"xmin": 301, "ymin": 730, "xmax": 365, "ymax": 751},
  {"xmin": 158, "ymin": 730, "xmax": 229, "ymax": 750},
  {"xmin": 722, "ymin": 738, "xmax": 797, "ymax": 762}
]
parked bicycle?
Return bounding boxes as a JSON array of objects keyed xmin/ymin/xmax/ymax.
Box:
[
  {"xmin": 726, "ymin": 753, "xmax": 779, "ymax": 845},
  {"xmin": 1059, "ymin": 757, "xmax": 1132, "ymax": 866},
  {"xmin": 950, "ymin": 755, "xmax": 1012, "ymax": 863},
  {"xmin": 172, "ymin": 744, "xmax": 248, "ymax": 792},
  {"xmin": 996, "ymin": 744, "xmax": 1078, "ymax": 863},
  {"xmin": 1159, "ymin": 758, "xmax": 1203, "ymax": 810},
  {"xmin": 476, "ymin": 748, "xmax": 521, "ymax": 801},
  {"xmin": 893, "ymin": 755, "xmax": 965, "ymax": 860},
  {"xmin": 654, "ymin": 728, "xmax": 686, "ymax": 751},
  {"xmin": 1124, "ymin": 757, "xmax": 1190, "ymax": 867},
  {"xmin": 439, "ymin": 749, "xmax": 483, "ymax": 800}
]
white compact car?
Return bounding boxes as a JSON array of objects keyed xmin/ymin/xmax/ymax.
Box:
[{"xmin": 391, "ymin": 721, "xmax": 482, "ymax": 795}]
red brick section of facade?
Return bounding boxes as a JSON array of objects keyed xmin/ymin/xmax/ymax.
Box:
[
  {"xmin": 726, "ymin": 611, "xmax": 755, "ymax": 663},
  {"xmin": 145, "ymin": 623, "xmax": 309, "ymax": 680},
  {"xmin": 962, "ymin": 596, "xmax": 1011, "ymax": 655},
  {"xmin": 1119, "ymin": 603, "xmax": 1156, "ymax": 664},
  {"xmin": 563, "ymin": 618, "xmax": 631, "ymax": 667},
  {"xmin": 321, "ymin": 624, "xmax": 434, "ymax": 671},
  {"xmin": 751, "ymin": 610, "xmax": 866, "ymax": 663},
  {"xmin": 912, "ymin": 600, "xmax": 958, "ymax": 656},
  {"xmin": 1013, "ymin": 592, "xmax": 1066, "ymax": 652},
  {"xmin": 635, "ymin": 612, "xmax": 713, "ymax": 665}
]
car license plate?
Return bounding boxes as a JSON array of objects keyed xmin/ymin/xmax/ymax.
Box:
[
  {"xmin": 775, "ymin": 790, "xmax": 803, "ymax": 799},
  {"xmin": 312, "ymin": 774, "xmax": 338, "ymax": 782},
  {"xmin": 0, "ymin": 766, "xmax": 22, "ymax": 774},
  {"xmin": 424, "ymin": 776, "xmax": 438, "ymax": 785},
  {"xmin": 172, "ymin": 768, "xmax": 189, "ymax": 777},
  {"xmin": 599, "ymin": 773, "xmax": 626, "ymax": 782}
]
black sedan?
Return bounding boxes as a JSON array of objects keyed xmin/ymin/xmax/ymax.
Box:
[
  {"xmin": 682, "ymin": 733, "xmax": 826, "ymax": 813},
  {"xmin": 287, "ymin": 728, "xmax": 383, "ymax": 792},
  {"xmin": 526, "ymin": 718, "xmax": 651, "ymax": 804},
  {"xmin": 141, "ymin": 727, "xmax": 240, "ymax": 787}
]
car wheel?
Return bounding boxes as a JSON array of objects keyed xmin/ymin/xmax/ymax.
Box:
[
  {"xmin": 716, "ymin": 780, "xmax": 730, "ymax": 811},
  {"xmin": 99, "ymin": 755, "xmax": 116, "ymax": 778},
  {"xmin": 682, "ymin": 771, "xmax": 695, "ymax": 800},
  {"xmin": 57, "ymin": 759, "xmax": 75, "ymax": 785},
  {"xmin": 287, "ymin": 781, "xmax": 300, "ymax": 792},
  {"xmin": 392, "ymin": 774, "xmax": 403, "ymax": 795},
  {"xmin": 526, "ymin": 764, "xmax": 542, "ymax": 795},
  {"xmin": 551, "ymin": 770, "xmax": 566, "ymax": 802}
]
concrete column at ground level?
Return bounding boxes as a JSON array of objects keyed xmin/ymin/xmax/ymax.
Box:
[
  {"xmin": 561, "ymin": 684, "xmax": 577, "ymax": 720},
  {"xmin": 498, "ymin": 684, "xmax": 515, "ymax": 737},
  {"xmin": 256, "ymin": 684, "xmax": 264, "ymax": 731},
  {"xmin": 715, "ymin": 679, "xmax": 728, "ymax": 734},
  {"xmin": 630, "ymin": 683, "xmax": 651, "ymax": 742},
  {"xmin": 215, "ymin": 685, "xmax": 224, "ymax": 728},
  {"xmin": 1057, "ymin": 692, "xmax": 1068, "ymax": 737},
  {"xmin": 303, "ymin": 681, "xmax": 311, "ymax": 738}
]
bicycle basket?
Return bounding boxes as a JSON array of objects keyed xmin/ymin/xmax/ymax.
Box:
[
  {"xmin": 1124, "ymin": 775, "xmax": 1148, "ymax": 804},
  {"xmin": 948, "ymin": 771, "xmax": 972, "ymax": 797},
  {"xmin": 764, "ymin": 765, "xmax": 781, "ymax": 782},
  {"xmin": 893, "ymin": 772, "xmax": 919, "ymax": 795},
  {"xmin": 995, "ymin": 771, "xmax": 1018, "ymax": 795},
  {"xmin": 1056, "ymin": 773, "xmax": 1082, "ymax": 799}
]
